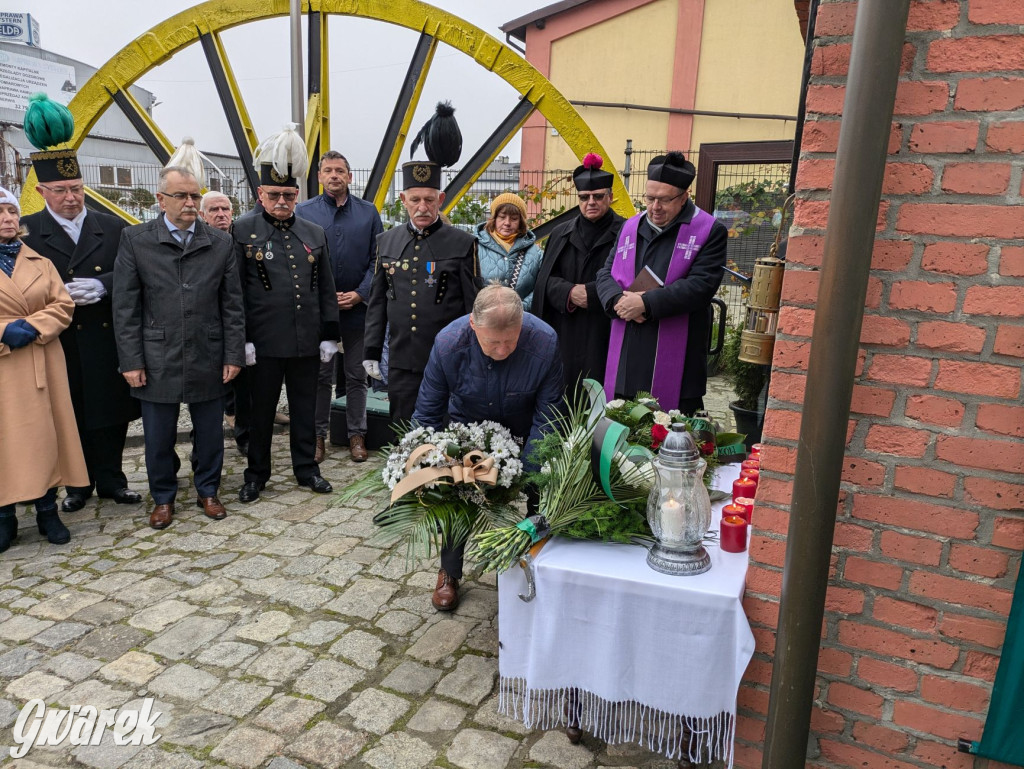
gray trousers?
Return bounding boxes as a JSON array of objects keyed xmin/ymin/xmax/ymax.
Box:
[{"xmin": 315, "ymin": 323, "xmax": 368, "ymax": 438}]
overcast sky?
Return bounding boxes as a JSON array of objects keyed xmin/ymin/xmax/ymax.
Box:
[{"xmin": 16, "ymin": 0, "xmax": 547, "ymax": 169}]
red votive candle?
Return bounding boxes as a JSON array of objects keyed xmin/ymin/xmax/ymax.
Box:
[
  {"xmin": 722, "ymin": 502, "xmax": 747, "ymax": 523},
  {"xmin": 732, "ymin": 476, "xmax": 757, "ymax": 502},
  {"xmin": 721, "ymin": 515, "xmax": 748, "ymax": 553},
  {"xmin": 734, "ymin": 496, "xmax": 754, "ymax": 523},
  {"xmin": 741, "ymin": 459, "xmax": 760, "ymax": 471},
  {"xmin": 751, "ymin": 443, "xmax": 763, "ymax": 454}
]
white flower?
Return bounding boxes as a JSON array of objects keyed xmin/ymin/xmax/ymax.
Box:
[
  {"xmin": 617, "ymin": 454, "xmax": 655, "ymax": 489},
  {"xmin": 606, "ymin": 399, "xmax": 625, "ymax": 409},
  {"xmin": 653, "ymin": 411, "xmax": 671, "ymax": 427}
]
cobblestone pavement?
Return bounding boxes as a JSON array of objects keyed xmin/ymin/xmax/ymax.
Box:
[{"xmin": 1, "ymin": 378, "xmax": 738, "ymax": 769}]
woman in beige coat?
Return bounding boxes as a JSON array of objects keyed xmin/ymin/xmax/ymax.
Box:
[{"xmin": 0, "ymin": 186, "xmax": 87, "ymax": 552}]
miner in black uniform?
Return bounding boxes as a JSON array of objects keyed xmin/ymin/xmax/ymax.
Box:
[
  {"xmin": 533, "ymin": 153, "xmax": 625, "ymax": 402},
  {"xmin": 232, "ymin": 125, "xmax": 340, "ymax": 504},
  {"xmin": 21, "ymin": 95, "xmax": 142, "ymax": 512},
  {"xmin": 362, "ymin": 102, "xmax": 480, "ymax": 423}
]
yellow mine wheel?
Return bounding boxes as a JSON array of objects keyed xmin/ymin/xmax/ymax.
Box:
[{"xmin": 18, "ymin": 0, "xmax": 634, "ymax": 225}]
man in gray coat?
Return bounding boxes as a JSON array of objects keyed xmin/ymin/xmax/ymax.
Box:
[{"xmin": 113, "ymin": 167, "xmax": 245, "ymax": 530}]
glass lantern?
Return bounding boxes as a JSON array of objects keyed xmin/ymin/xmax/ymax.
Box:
[{"xmin": 646, "ymin": 425, "xmax": 712, "ymax": 576}]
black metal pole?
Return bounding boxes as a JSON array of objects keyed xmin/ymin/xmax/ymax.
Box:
[{"xmin": 761, "ymin": 2, "xmax": 911, "ymax": 767}]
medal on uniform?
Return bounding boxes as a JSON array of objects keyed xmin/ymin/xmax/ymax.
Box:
[
  {"xmin": 245, "ymin": 245, "xmax": 254, "ymax": 259},
  {"xmin": 425, "ymin": 261, "xmax": 436, "ymax": 286},
  {"xmin": 264, "ymin": 240, "xmax": 274, "ymax": 260},
  {"xmin": 304, "ymin": 244, "xmax": 315, "ymax": 264},
  {"xmin": 255, "ymin": 249, "xmax": 264, "ymax": 261}
]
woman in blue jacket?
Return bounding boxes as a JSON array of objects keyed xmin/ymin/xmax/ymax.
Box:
[{"xmin": 474, "ymin": 192, "xmax": 543, "ymax": 312}]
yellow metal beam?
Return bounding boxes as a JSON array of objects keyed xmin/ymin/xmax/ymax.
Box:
[
  {"xmin": 317, "ymin": 10, "xmax": 330, "ymax": 157},
  {"xmin": 107, "ymin": 84, "xmax": 176, "ymax": 162},
  {"xmin": 304, "ymin": 92, "xmax": 322, "ymax": 170},
  {"xmin": 85, "ymin": 187, "xmax": 142, "ymax": 224}
]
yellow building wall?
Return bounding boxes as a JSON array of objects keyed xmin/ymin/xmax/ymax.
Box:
[{"xmin": 545, "ymin": 0, "xmax": 679, "ymax": 171}]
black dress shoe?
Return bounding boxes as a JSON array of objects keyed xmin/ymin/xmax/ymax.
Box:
[
  {"xmin": 103, "ymin": 488, "xmax": 142, "ymax": 505},
  {"xmin": 239, "ymin": 481, "xmax": 263, "ymax": 503},
  {"xmin": 61, "ymin": 494, "xmax": 88, "ymax": 513},
  {"xmin": 298, "ymin": 475, "xmax": 332, "ymax": 494}
]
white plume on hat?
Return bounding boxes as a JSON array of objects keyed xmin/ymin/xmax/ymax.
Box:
[
  {"xmin": 0, "ymin": 186, "xmax": 20, "ymax": 215},
  {"xmin": 165, "ymin": 137, "xmax": 228, "ymax": 189},
  {"xmin": 253, "ymin": 123, "xmax": 308, "ymax": 179}
]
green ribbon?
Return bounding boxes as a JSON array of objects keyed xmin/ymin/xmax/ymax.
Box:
[{"xmin": 516, "ymin": 518, "xmax": 539, "ymax": 543}]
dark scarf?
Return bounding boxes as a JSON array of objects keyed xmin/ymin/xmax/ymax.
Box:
[
  {"xmin": 576, "ymin": 209, "xmax": 615, "ymax": 252},
  {"xmin": 0, "ymin": 240, "xmax": 21, "ymax": 279}
]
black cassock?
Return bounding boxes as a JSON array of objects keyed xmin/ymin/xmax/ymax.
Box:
[
  {"xmin": 533, "ymin": 209, "xmax": 624, "ymax": 400},
  {"xmin": 595, "ymin": 199, "xmax": 728, "ymax": 409}
]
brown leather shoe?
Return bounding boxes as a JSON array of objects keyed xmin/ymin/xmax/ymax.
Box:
[
  {"xmin": 350, "ymin": 435, "xmax": 368, "ymax": 462},
  {"xmin": 314, "ymin": 435, "xmax": 326, "ymax": 464},
  {"xmin": 149, "ymin": 503, "xmax": 174, "ymax": 530},
  {"xmin": 431, "ymin": 569, "xmax": 459, "ymax": 611},
  {"xmin": 196, "ymin": 496, "xmax": 227, "ymax": 520}
]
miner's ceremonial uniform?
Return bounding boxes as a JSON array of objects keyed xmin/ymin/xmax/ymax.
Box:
[
  {"xmin": 363, "ymin": 216, "xmax": 479, "ymax": 422},
  {"xmin": 232, "ymin": 209, "xmax": 339, "ymax": 487}
]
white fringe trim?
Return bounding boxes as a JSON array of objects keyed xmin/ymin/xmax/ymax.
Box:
[{"xmin": 498, "ymin": 676, "xmax": 737, "ymax": 767}]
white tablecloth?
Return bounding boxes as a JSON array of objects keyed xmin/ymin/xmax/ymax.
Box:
[{"xmin": 497, "ymin": 464, "xmax": 753, "ymax": 766}]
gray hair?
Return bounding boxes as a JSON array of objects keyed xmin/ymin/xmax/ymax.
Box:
[
  {"xmin": 471, "ymin": 282, "xmax": 524, "ymax": 329},
  {"xmin": 200, "ymin": 191, "xmax": 230, "ymax": 211},
  {"xmin": 159, "ymin": 166, "xmax": 197, "ymax": 193}
]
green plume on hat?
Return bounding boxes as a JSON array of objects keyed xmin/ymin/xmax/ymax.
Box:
[{"xmin": 24, "ymin": 92, "xmax": 75, "ymax": 151}]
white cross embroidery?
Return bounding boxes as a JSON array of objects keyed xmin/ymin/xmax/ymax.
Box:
[
  {"xmin": 617, "ymin": 234, "xmax": 633, "ymax": 260},
  {"xmin": 676, "ymin": 235, "xmax": 699, "ymax": 260}
]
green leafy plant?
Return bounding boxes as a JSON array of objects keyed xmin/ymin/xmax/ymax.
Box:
[{"xmin": 714, "ymin": 177, "xmax": 788, "ymax": 238}]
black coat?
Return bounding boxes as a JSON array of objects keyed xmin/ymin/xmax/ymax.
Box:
[
  {"xmin": 113, "ymin": 219, "xmax": 246, "ymax": 404},
  {"xmin": 230, "ymin": 211, "xmax": 339, "ymax": 357},
  {"xmin": 533, "ymin": 210, "xmax": 624, "ymax": 397},
  {"xmin": 21, "ymin": 207, "xmax": 141, "ymax": 429}
]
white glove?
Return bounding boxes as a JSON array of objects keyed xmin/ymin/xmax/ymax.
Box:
[
  {"xmin": 319, "ymin": 340, "xmax": 339, "ymax": 363},
  {"xmin": 362, "ymin": 359, "xmax": 382, "ymax": 381},
  {"xmin": 65, "ymin": 278, "xmax": 106, "ymax": 306},
  {"xmin": 245, "ymin": 342, "xmax": 256, "ymax": 367}
]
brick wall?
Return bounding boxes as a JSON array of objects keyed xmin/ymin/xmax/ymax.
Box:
[{"xmin": 738, "ymin": 1, "xmax": 1024, "ymax": 767}]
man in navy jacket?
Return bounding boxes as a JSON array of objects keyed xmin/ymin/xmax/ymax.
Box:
[{"xmin": 414, "ymin": 284, "xmax": 563, "ymax": 611}]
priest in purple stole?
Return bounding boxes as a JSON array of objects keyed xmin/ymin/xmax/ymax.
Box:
[{"xmin": 595, "ymin": 152, "xmax": 727, "ymax": 415}]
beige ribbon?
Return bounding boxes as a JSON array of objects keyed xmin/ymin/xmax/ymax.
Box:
[{"xmin": 390, "ymin": 443, "xmax": 501, "ymax": 503}]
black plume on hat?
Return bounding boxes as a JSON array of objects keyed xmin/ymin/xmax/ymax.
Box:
[{"xmin": 409, "ymin": 101, "xmax": 462, "ymax": 167}]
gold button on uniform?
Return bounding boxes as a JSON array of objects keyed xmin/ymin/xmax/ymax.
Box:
[
  {"xmin": 411, "ymin": 314, "xmax": 416, "ymax": 320},
  {"xmin": 411, "ymin": 326, "xmax": 417, "ymax": 332},
  {"xmin": 411, "ymin": 303, "xmax": 417, "ymax": 309},
  {"xmin": 95, "ymin": 266, "xmax": 102, "ymax": 273},
  {"xmin": 411, "ymin": 291, "xmax": 417, "ymax": 297}
]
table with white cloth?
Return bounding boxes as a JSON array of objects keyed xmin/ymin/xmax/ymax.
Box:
[{"xmin": 496, "ymin": 463, "xmax": 753, "ymax": 767}]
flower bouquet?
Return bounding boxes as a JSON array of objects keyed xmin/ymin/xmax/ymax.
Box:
[{"xmin": 340, "ymin": 421, "xmax": 525, "ymax": 564}]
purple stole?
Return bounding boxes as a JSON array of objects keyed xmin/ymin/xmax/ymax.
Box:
[{"xmin": 603, "ymin": 207, "xmax": 716, "ymax": 407}]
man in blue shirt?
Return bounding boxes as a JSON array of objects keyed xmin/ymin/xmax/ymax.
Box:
[
  {"xmin": 414, "ymin": 284, "xmax": 564, "ymax": 611},
  {"xmin": 296, "ymin": 151, "xmax": 383, "ymax": 463}
]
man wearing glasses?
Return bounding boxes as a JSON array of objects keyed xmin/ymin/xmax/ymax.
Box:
[
  {"xmin": 533, "ymin": 153, "xmax": 625, "ymax": 400},
  {"xmin": 113, "ymin": 167, "xmax": 245, "ymax": 529},
  {"xmin": 231, "ymin": 132, "xmax": 339, "ymax": 504},
  {"xmin": 596, "ymin": 151, "xmax": 727, "ymax": 415},
  {"xmin": 22, "ymin": 146, "xmax": 143, "ymax": 514}
]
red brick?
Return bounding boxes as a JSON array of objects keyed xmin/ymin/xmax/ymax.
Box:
[
  {"xmin": 907, "ymin": 122, "xmax": 979, "ymax": 153},
  {"xmin": 815, "ymin": 2, "xmax": 857, "ymax": 35},
  {"xmin": 785, "ymin": 235, "xmax": 823, "ymax": 268},
  {"xmin": 806, "ymin": 84, "xmax": 845, "ymax": 115},
  {"xmin": 986, "ymin": 121, "xmax": 1024, "ymax": 153},
  {"xmin": 955, "ymin": 77, "xmax": 1024, "ymax": 111},
  {"xmin": 964, "ymin": 285, "xmax": 1024, "ymax": 317},
  {"xmin": 795, "ymin": 158, "xmax": 834, "ymax": 191},
  {"xmin": 844, "ymin": 556, "xmax": 904, "ymax": 590},
  {"xmin": 793, "ymin": 200, "xmax": 889, "ymax": 231},
  {"xmin": 780, "ymin": 269, "xmax": 819, "ymax": 305},
  {"xmin": 737, "ymin": 684, "xmax": 769, "ymax": 715},
  {"xmin": 941, "ymin": 162, "xmax": 1012, "ymax": 194},
  {"xmin": 825, "ymin": 585, "xmax": 866, "ymax": 615},
  {"xmin": 899, "ymin": 203, "xmax": 1024, "ymax": 237},
  {"xmin": 873, "ymin": 596, "xmax": 938, "ymax": 631},
  {"xmin": 882, "ymin": 162, "xmax": 935, "ymax": 194},
  {"xmin": 894, "ymin": 80, "xmax": 950, "ymax": 116},
  {"xmin": 934, "ymin": 360, "xmax": 1021, "ymax": 398},
  {"xmin": 864, "ymin": 425, "xmax": 931, "ymax": 458},
  {"xmin": 892, "ymin": 701, "xmax": 985, "ymax": 740},
  {"xmin": 755, "ymin": 476, "xmax": 794, "ymax": 507},
  {"xmin": 818, "ymin": 739, "xmax": 926, "ymax": 769},
  {"xmin": 759, "ymin": 445, "xmax": 797, "ymax": 475},
  {"xmin": 976, "ymin": 403, "xmax": 1024, "ymax": 438},
  {"xmin": 927, "ymin": 36, "xmax": 1024, "ymax": 73},
  {"xmin": 907, "ymin": 0, "xmax": 962, "ymax": 30},
  {"xmin": 841, "ymin": 458, "xmax": 886, "ymax": 489},
  {"xmin": 866, "ymin": 353, "xmax": 932, "ymax": 386},
  {"xmin": 851, "ymin": 722, "xmax": 910, "ymax": 754},
  {"xmin": 850, "ymin": 385, "xmax": 896, "ymax": 418},
  {"xmin": 749, "ymin": 536, "xmax": 786, "ymax": 568},
  {"xmin": 966, "ymin": 473, "xmax": 1024, "ymax": 508},
  {"xmin": 812, "ymin": 42, "xmax": 916, "ymax": 77},
  {"xmin": 778, "ymin": 306, "xmax": 815, "ymax": 338},
  {"xmin": 838, "ymin": 621, "xmax": 960, "ymax": 667},
  {"xmin": 921, "ymin": 675, "xmax": 992, "ymax": 714},
  {"xmin": 949, "ymin": 542, "xmax": 1011, "ymax": 578},
  {"xmin": 767, "ymin": 371, "xmax": 806, "ymax": 405},
  {"xmin": 835, "ymin": 521, "xmax": 874, "ymax": 551},
  {"xmin": 970, "ymin": 0, "xmax": 1024, "ymax": 25},
  {"xmin": 742, "ymin": 658, "xmax": 773, "ymax": 687},
  {"xmin": 860, "ymin": 316, "xmax": 911, "ymax": 347},
  {"xmin": 909, "ymin": 571, "xmax": 1013, "ymax": 614},
  {"xmin": 916, "ymin": 320, "xmax": 987, "ymax": 353},
  {"xmin": 810, "ymin": 707, "xmax": 846, "ymax": 736},
  {"xmin": 762, "ymin": 408, "xmax": 801, "ymax": 441},
  {"xmin": 747, "ymin": 565, "xmax": 783, "ymax": 597},
  {"xmin": 857, "ymin": 657, "xmax": 920, "ymax": 692},
  {"xmin": 940, "ymin": 613, "xmax": 1007, "ymax": 648},
  {"xmin": 826, "ymin": 681, "xmax": 884, "ymax": 717},
  {"xmin": 921, "ymin": 241, "xmax": 990, "ymax": 276},
  {"xmin": 905, "ymin": 393, "xmax": 965, "ymax": 427},
  {"xmin": 772, "ymin": 339, "xmax": 809, "ymax": 370},
  {"xmin": 936, "ymin": 435, "xmax": 1024, "ymax": 472},
  {"xmin": 913, "ymin": 739, "xmax": 977, "ymax": 769},
  {"xmin": 880, "ymin": 530, "xmax": 944, "ymax": 566},
  {"xmin": 865, "ymin": 277, "xmax": 884, "ymax": 309},
  {"xmin": 819, "ymin": 648, "xmax": 854, "ymax": 677},
  {"xmin": 994, "ymin": 325, "xmax": 1024, "ymax": 357},
  {"xmin": 872, "ymin": 239, "xmax": 914, "ymax": 271},
  {"xmin": 964, "ymin": 650, "xmax": 1000, "ymax": 681},
  {"xmin": 894, "ymin": 466, "xmax": 957, "ymax": 498},
  {"xmin": 742, "ymin": 595, "xmax": 779, "ymax": 627},
  {"xmin": 1001, "ymin": 246, "xmax": 1024, "ymax": 277},
  {"xmin": 890, "ymin": 280, "xmax": 957, "ymax": 313},
  {"xmin": 801, "ymin": 120, "xmax": 842, "ymax": 153},
  {"xmin": 853, "ymin": 495, "xmax": 979, "ymax": 539}
]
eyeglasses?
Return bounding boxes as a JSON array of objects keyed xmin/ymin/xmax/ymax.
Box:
[
  {"xmin": 578, "ymin": 192, "xmax": 608, "ymax": 202},
  {"xmin": 39, "ymin": 183, "xmax": 85, "ymax": 197},
  {"xmin": 642, "ymin": 192, "xmax": 685, "ymax": 206},
  {"xmin": 264, "ymin": 191, "xmax": 298, "ymax": 202},
  {"xmin": 164, "ymin": 192, "xmax": 202, "ymax": 202}
]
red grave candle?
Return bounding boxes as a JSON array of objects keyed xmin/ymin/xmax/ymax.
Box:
[
  {"xmin": 732, "ymin": 476, "xmax": 757, "ymax": 502},
  {"xmin": 734, "ymin": 496, "xmax": 755, "ymax": 523},
  {"xmin": 741, "ymin": 459, "xmax": 760, "ymax": 471},
  {"xmin": 722, "ymin": 502, "xmax": 747, "ymax": 523},
  {"xmin": 721, "ymin": 515, "xmax": 748, "ymax": 552},
  {"xmin": 750, "ymin": 443, "xmax": 764, "ymax": 454}
]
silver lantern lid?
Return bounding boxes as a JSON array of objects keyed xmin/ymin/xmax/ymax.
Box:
[{"xmin": 658, "ymin": 424, "xmax": 699, "ymax": 467}]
